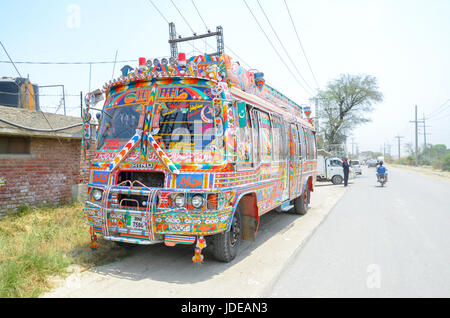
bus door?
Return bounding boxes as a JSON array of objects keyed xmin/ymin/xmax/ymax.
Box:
[
  {"xmin": 298, "ymin": 125, "xmax": 307, "ymax": 191},
  {"xmin": 288, "ymin": 123, "xmax": 299, "ymax": 199}
]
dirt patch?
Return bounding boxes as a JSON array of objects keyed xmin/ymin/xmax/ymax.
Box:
[{"xmin": 391, "ymin": 164, "xmax": 450, "ymax": 183}]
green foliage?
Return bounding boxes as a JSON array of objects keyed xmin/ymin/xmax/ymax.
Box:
[
  {"xmin": 313, "ymin": 74, "xmax": 383, "ymax": 149},
  {"xmin": 399, "ymin": 144, "xmax": 450, "ymax": 171}
]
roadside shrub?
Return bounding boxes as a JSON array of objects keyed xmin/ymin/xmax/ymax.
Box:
[{"xmin": 442, "ymin": 154, "xmax": 450, "ymax": 171}]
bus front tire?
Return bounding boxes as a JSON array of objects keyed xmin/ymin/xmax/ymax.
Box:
[{"xmin": 211, "ymin": 205, "xmax": 242, "ymax": 263}]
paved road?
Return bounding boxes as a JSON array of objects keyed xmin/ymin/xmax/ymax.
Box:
[
  {"xmin": 44, "ymin": 179, "xmax": 347, "ymax": 298},
  {"xmin": 268, "ymin": 166, "xmax": 450, "ymax": 297}
]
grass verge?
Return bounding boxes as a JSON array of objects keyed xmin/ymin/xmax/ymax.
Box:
[{"xmin": 0, "ymin": 202, "xmax": 128, "ymax": 298}]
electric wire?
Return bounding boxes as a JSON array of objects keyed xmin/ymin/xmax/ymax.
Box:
[
  {"xmin": 189, "ymin": 0, "xmax": 253, "ymax": 69},
  {"xmin": 0, "ymin": 40, "xmax": 63, "ymax": 144},
  {"xmin": 0, "ymin": 60, "xmax": 135, "ymax": 65},
  {"xmin": 243, "ymin": 0, "xmax": 312, "ymax": 95},
  {"xmin": 148, "ymin": 0, "xmax": 252, "ymax": 69},
  {"xmin": 0, "ymin": 117, "xmax": 83, "ymax": 132},
  {"xmin": 256, "ymin": 0, "xmax": 315, "ymax": 94},
  {"xmin": 283, "ymin": 0, "xmax": 320, "ymax": 88},
  {"xmin": 425, "ymin": 99, "xmax": 450, "ymax": 120}
]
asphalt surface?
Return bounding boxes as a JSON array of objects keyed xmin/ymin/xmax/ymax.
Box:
[
  {"xmin": 44, "ymin": 179, "xmax": 348, "ymax": 298},
  {"xmin": 268, "ymin": 166, "xmax": 450, "ymax": 297}
]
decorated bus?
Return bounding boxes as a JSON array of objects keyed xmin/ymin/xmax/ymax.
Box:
[{"xmin": 83, "ymin": 51, "xmax": 317, "ymax": 263}]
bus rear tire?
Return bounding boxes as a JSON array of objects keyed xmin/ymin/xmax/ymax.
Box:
[
  {"xmin": 211, "ymin": 205, "xmax": 242, "ymax": 263},
  {"xmin": 293, "ymin": 186, "xmax": 309, "ymax": 215}
]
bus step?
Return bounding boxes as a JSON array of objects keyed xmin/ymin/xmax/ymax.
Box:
[
  {"xmin": 280, "ymin": 201, "xmax": 294, "ymax": 212},
  {"xmin": 104, "ymin": 236, "xmax": 162, "ymax": 245}
]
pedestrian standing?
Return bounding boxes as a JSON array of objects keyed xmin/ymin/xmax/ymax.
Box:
[{"xmin": 342, "ymin": 157, "xmax": 350, "ymax": 186}]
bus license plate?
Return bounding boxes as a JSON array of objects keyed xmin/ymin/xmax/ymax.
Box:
[{"xmin": 129, "ymin": 216, "xmax": 146, "ymax": 230}]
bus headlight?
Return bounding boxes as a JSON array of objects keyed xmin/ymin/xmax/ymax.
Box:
[
  {"xmin": 173, "ymin": 193, "xmax": 186, "ymax": 208},
  {"xmin": 191, "ymin": 194, "xmax": 204, "ymax": 209},
  {"xmin": 91, "ymin": 188, "xmax": 103, "ymax": 202}
]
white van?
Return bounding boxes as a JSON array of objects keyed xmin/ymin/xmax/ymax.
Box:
[{"xmin": 317, "ymin": 155, "xmax": 354, "ymax": 185}]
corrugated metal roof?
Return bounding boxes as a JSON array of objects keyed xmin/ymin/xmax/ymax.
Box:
[{"xmin": 0, "ymin": 105, "xmax": 83, "ymax": 139}]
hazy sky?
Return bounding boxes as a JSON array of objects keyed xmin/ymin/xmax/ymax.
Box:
[{"xmin": 1, "ymin": 0, "xmax": 449, "ymax": 155}]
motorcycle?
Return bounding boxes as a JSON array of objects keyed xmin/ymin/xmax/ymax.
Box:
[{"xmin": 378, "ymin": 173, "xmax": 386, "ymax": 187}]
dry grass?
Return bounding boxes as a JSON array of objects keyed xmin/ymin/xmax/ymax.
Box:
[{"xmin": 0, "ymin": 202, "xmax": 128, "ymax": 298}]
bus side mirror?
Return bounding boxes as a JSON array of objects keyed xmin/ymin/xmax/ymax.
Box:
[
  {"xmin": 96, "ymin": 112, "xmax": 101, "ymax": 120},
  {"xmin": 237, "ymin": 102, "xmax": 247, "ymax": 128}
]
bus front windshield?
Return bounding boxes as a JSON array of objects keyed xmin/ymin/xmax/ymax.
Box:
[
  {"xmin": 96, "ymin": 104, "xmax": 141, "ymax": 151},
  {"xmin": 151, "ymin": 100, "xmax": 224, "ymax": 162}
]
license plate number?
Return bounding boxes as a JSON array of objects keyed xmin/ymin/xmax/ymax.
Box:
[{"xmin": 128, "ymin": 216, "xmax": 146, "ymax": 230}]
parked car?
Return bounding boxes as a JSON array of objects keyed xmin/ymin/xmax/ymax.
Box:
[
  {"xmin": 350, "ymin": 160, "xmax": 362, "ymax": 175},
  {"xmin": 317, "ymin": 155, "xmax": 354, "ymax": 184},
  {"xmin": 366, "ymin": 159, "xmax": 378, "ymax": 167}
]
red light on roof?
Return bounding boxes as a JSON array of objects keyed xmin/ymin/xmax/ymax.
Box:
[
  {"xmin": 138, "ymin": 57, "xmax": 146, "ymax": 66},
  {"xmin": 178, "ymin": 53, "xmax": 186, "ymax": 61}
]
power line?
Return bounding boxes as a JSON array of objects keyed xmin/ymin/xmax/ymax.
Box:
[
  {"xmin": 426, "ymin": 99, "xmax": 450, "ymax": 117},
  {"xmin": 425, "ymin": 99, "xmax": 450, "ymax": 120},
  {"xmin": 170, "ymin": 0, "xmax": 195, "ymax": 34},
  {"xmin": 0, "ymin": 59, "xmax": 135, "ymax": 65},
  {"xmin": 189, "ymin": 0, "xmax": 252, "ymax": 69},
  {"xmin": 148, "ymin": 0, "xmax": 253, "ymax": 69},
  {"xmin": 243, "ymin": 0, "xmax": 312, "ymax": 95},
  {"xmin": 147, "ymin": 0, "xmax": 170, "ymax": 24},
  {"xmin": 191, "ymin": 0, "xmax": 208, "ymax": 31},
  {"xmin": 256, "ymin": 0, "xmax": 315, "ymax": 94},
  {"xmin": 0, "ymin": 41, "xmax": 23, "ymax": 78},
  {"xmin": 0, "ymin": 40, "xmax": 63, "ymax": 144},
  {"xmin": 283, "ymin": 0, "xmax": 320, "ymax": 89}
]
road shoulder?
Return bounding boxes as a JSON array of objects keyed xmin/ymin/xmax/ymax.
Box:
[{"xmin": 43, "ymin": 181, "xmax": 349, "ymax": 298}]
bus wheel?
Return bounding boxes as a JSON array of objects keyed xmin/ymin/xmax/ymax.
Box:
[
  {"xmin": 293, "ymin": 186, "xmax": 309, "ymax": 215},
  {"xmin": 331, "ymin": 175, "xmax": 343, "ymax": 185},
  {"xmin": 212, "ymin": 205, "xmax": 242, "ymax": 263}
]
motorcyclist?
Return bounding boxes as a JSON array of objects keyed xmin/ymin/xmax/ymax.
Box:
[{"xmin": 376, "ymin": 160, "xmax": 388, "ymax": 182}]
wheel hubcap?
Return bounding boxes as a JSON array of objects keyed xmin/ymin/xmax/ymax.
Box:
[{"xmin": 230, "ymin": 217, "xmax": 240, "ymax": 247}]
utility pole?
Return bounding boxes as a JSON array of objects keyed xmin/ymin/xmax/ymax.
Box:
[
  {"xmin": 314, "ymin": 97, "xmax": 319, "ymax": 135},
  {"xmin": 351, "ymin": 138, "xmax": 355, "ymax": 159},
  {"xmin": 395, "ymin": 135, "xmax": 404, "ymax": 160},
  {"xmin": 423, "ymin": 114, "xmax": 427, "ymax": 152},
  {"xmin": 410, "ymin": 105, "xmax": 420, "ymax": 166}
]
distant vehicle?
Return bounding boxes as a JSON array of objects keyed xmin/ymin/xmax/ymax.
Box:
[
  {"xmin": 317, "ymin": 155, "xmax": 354, "ymax": 184},
  {"xmin": 367, "ymin": 159, "xmax": 378, "ymax": 167},
  {"xmin": 350, "ymin": 160, "xmax": 362, "ymax": 175},
  {"xmin": 378, "ymin": 173, "xmax": 387, "ymax": 187},
  {"xmin": 377, "ymin": 156, "xmax": 384, "ymax": 164}
]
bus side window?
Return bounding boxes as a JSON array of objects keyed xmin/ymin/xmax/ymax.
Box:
[
  {"xmin": 271, "ymin": 114, "xmax": 283, "ymax": 162},
  {"xmin": 236, "ymin": 103, "xmax": 253, "ymax": 168},
  {"xmin": 251, "ymin": 109, "xmax": 260, "ymax": 165},
  {"xmin": 290, "ymin": 124, "xmax": 299, "ymax": 161},
  {"xmin": 309, "ymin": 130, "xmax": 317, "ymax": 159},
  {"xmin": 258, "ymin": 111, "xmax": 273, "ymax": 163},
  {"xmin": 281, "ymin": 121, "xmax": 289, "ymax": 161},
  {"xmin": 302, "ymin": 127, "xmax": 310, "ymax": 160},
  {"xmin": 298, "ymin": 125, "xmax": 306, "ymax": 160}
]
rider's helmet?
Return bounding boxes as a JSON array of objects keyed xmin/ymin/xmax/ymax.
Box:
[{"xmin": 379, "ymin": 160, "xmax": 384, "ymax": 165}]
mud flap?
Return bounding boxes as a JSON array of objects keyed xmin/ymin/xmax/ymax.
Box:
[{"xmin": 242, "ymin": 215, "xmax": 259, "ymax": 241}]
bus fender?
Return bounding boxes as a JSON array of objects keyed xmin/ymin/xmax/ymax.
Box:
[{"xmin": 229, "ymin": 192, "xmax": 259, "ymax": 242}]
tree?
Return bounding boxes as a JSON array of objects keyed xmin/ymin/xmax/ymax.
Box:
[{"xmin": 313, "ymin": 74, "xmax": 383, "ymax": 150}]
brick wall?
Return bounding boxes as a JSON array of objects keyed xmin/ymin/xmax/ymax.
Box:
[{"xmin": 0, "ymin": 137, "xmax": 81, "ymax": 217}]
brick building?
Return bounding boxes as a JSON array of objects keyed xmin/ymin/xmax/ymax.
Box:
[{"xmin": 0, "ymin": 105, "xmax": 92, "ymax": 217}]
